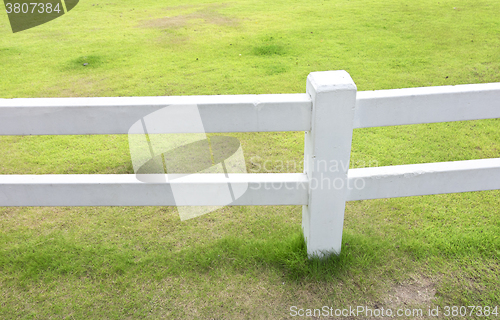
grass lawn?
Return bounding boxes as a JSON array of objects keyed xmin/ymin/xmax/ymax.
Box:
[{"xmin": 1, "ymin": 0, "xmax": 500, "ymax": 318}]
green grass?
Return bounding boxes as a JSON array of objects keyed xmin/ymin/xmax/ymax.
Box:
[{"xmin": 1, "ymin": 0, "xmax": 500, "ymax": 318}]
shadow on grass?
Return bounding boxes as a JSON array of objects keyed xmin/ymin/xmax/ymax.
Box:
[
  {"xmin": 0, "ymin": 234, "xmax": 136, "ymax": 285},
  {"xmin": 1, "ymin": 229, "xmax": 393, "ymax": 286},
  {"xmin": 62, "ymin": 55, "xmax": 107, "ymax": 71},
  {"xmin": 2, "ymin": 221, "xmax": 498, "ymax": 287},
  {"xmin": 171, "ymin": 230, "xmax": 392, "ymax": 282}
]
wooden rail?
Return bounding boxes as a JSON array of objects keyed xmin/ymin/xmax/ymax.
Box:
[{"xmin": 1, "ymin": 71, "xmax": 499, "ymax": 256}]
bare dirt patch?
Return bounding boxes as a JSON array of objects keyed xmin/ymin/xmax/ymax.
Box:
[
  {"xmin": 140, "ymin": 3, "xmax": 238, "ymax": 30},
  {"xmin": 144, "ymin": 15, "xmax": 189, "ymax": 29},
  {"xmin": 385, "ymin": 276, "xmax": 436, "ymax": 309}
]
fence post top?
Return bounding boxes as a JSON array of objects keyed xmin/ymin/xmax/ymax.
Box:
[{"xmin": 307, "ymin": 70, "xmax": 357, "ymax": 93}]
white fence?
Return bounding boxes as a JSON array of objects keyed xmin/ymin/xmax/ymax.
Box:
[{"xmin": 1, "ymin": 70, "xmax": 500, "ymax": 257}]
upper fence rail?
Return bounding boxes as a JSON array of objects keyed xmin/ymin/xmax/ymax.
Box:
[
  {"xmin": 354, "ymin": 82, "xmax": 500, "ymax": 128},
  {"xmin": 0, "ymin": 94, "xmax": 313, "ymax": 135},
  {"xmin": 1, "ymin": 82, "xmax": 500, "ymax": 135}
]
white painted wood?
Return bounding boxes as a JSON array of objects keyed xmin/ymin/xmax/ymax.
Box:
[
  {"xmin": 2, "ymin": 70, "xmax": 500, "ymax": 258},
  {"xmin": 3, "ymin": 82, "xmax": 499, "ymax": 135},
  {"xmin": 0, "ymin": 173, "xmax": 308, "ymax": 206},
  {"xmin": 302, "ymin": 71, "xmax": 357, "ymax": 257},
  {"xmin": 346, "ymin": 158, "xmax": 500, "ymax": 200},
  {"xmin": 0, "ymin": 94, "xmax": 312, "ymax": 135},
  {"xmin": 354, "ymin": 82, "xmax": 500, "ymax": 128},
  {"xmin": 3, "ymin": 157, "xmax": 498, "ymax": 206}
]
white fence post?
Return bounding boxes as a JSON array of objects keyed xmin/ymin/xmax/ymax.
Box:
[{"xmin": 302, "ymin": 70, "xmax": 357, "ymax": 257}]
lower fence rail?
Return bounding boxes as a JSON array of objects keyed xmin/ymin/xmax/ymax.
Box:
[{"xmin": 1, "ymin": 158, "xmax": 499, "ymax": 206}]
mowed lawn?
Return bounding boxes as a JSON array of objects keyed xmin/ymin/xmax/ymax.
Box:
[{"xmin": 1, "ymin": 0, "xmax": 500, "ymax": 319}]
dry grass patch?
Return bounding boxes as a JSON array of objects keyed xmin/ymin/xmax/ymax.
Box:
[
  {"xmin": 42, "ymin": 76, "xmax": 110, "ymax": 98},
  {"xmin": 0, "ymin": 207, "xmax": 75, "ymax": 233},
  {"xmin": 140, "ymin": 3, "xmax": 238, "ymax": 30},
  {"xmin": 385, "ymin": 276, "xmax": 437, "ymax": 310}
]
